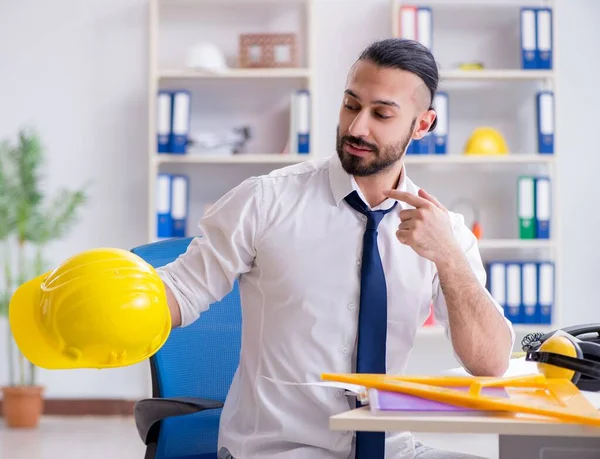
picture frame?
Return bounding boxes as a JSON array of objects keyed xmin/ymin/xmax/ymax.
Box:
[{"xmin": 238, "ymin": 33, "xmax": 298, "ymax": 68}]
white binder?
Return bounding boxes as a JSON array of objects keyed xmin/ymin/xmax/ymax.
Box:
[
  {"xmin": 417, "ymin": 7, "xmax": 432, "ymax": 51},
  {"xmin": 171, "ymin": 175, "xmax": 189, "ymax": 237},
  {"xmin": 506, "ymin": 263, "xmax": 521, "ymax": 323},
  {"xmin": 522, "ymin": 262, "xmax": 537, "ymax": 323}
]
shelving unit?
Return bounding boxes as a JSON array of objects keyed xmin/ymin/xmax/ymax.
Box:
[
  {"xmin": 147, "ymin": 0, "xmax": 315, "ymax": 242},
  {"xmin": 391, "ymin": 0, "xmax": 559, "ymax": 334},
  {"xmin": 146, "ymin": 0, "xmax": 559, "ymax": 339},
  {"xmin": 159, "ymin": 68, "xmax": 312, "ymax": 79},
  {"xmin": 154, "ymin": 152, "xmax": 310, "ymax": 165}
]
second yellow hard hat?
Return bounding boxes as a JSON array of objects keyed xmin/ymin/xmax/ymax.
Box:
[
  {"xmin": 9, "ymin": 247, "xmax": 171, "ymax": 370},
  {"xmin": 463, "ymin": 126, "xmax": 509, "ymax": 155}
]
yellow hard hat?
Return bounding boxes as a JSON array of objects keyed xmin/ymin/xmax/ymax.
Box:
[
  {"xmin": 463, "ymin": 127, "xmax": 509, "ymax": 155},
  {"xmin": 9, "ymin": 247, "xmax": 171, "ymax": 370}
]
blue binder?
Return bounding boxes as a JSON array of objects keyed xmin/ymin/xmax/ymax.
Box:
[
  {"xmin": 433, "ymin": 91, "xmax": 448, "ymax": 154},
  {"xmin": 169, "ymin": 90, "xmax": 191, "ymax": 154},
  {"xmin": 535, "ymin": 176, "xmax": 551, "ymax": 239},
  {"xmin": 487, "ymin": 261, "xmax": 507, "ymax": 317},
  {"xmin": 536, "ymin": 91, "xmax": 554, "ymax": 154},
  {"xmin": 413, "ymin": 133, "xmax": 434, "ymax": 154},
  {"xmin": 157, "ymin": 91, "xmax": 172, "ymax": 153},
  {"xmin": 156, "ymin": 173, "xmax": 173, "ymax": 238},
  {"xmin": 296, "ymin": 90, "xmax": 311, "ymax": 154},
  {"xmin": 505, "ymin": 262, "xmax": 521, "ymax": 324},
  {"xmin": 521, "ymin": 262, "xmax": 537, "ymax": 324},
  {"xmin": 520, "ymin": 7, "xmax": 537, "ymax": 69},
  {"xmin": 170, "ymin": 174, "xmax": 189, "ymax": 237},
  {"xmin": 537, "ymin": 261, "xmax": 554, "ymax": 325},
  {"xmin": 536, "ymin": 7, "xmax": 553, "ymax": 69}
]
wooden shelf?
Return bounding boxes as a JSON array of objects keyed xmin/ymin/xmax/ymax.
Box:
[
  {"xmin": 404, "ymin": 155, "xmax": 554, "ymax": 164},
  {"xmin": 154, "ymin": 153, "xmax": 312, "ymax": 164},
  {"xmin": 477, "ymin": 239, "xmax": 556, "ymax": 250},
  {"xmin": 159, "ymin": 68, "xmax": 311, "ymax": 80},
  {"xmin": 439, "ymin": 69, "xmax": 554, "ymax": 81},
  {"xmin": 155, "ymin": 154, "xmax": 553, "ymax": 165},
  {"xmin": 160, "ymin": 0, "xmax": 309, "ymax": 4},
  {"xmin": 418, "ymin": 326, "xmax": 445, "ymax": 336}
]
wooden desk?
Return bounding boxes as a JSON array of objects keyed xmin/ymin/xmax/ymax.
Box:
[{"xmin": 330, "ymin": 407, "xmax": 600, "ymax": 458}]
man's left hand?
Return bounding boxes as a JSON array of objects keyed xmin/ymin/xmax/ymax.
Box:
[{"xmin": 382, "ymin": 188, "xmax": 461, "ymax": 265}]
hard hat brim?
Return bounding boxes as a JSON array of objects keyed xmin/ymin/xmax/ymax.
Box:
[{"xmin": 8, "ymin": 271, "xmax": 72, "ymax": 369}]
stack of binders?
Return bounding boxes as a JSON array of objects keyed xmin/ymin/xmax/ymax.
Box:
[
  {"xmin": 487, "ymin": 260, "xmax": 554, "ymax": 325},
  {"xmin": 157, "ymin": 90, "xmax": 191, "ymax": 155},
  {"xmin": 520, "ymin": 6, "xmax": 553, "ymax": 70},
  {"xmin": 518, "ymin": 175, "xmax": 551, "ymax": 240},
  {"xmin": 406, "ymin": 91, "xmax": 449, "ymax": 155},
  {"xmin": 156, "ymin": 173, "xmax": 189, "ymax": 240},
  {"xmin": 397, "ymin": 4, "xmax": 433, "ymax": 52}
]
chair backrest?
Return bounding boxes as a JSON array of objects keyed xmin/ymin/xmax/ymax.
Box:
[{"xmin": 132, "ymin": 237, "xmax": 242, "ymax": 459}]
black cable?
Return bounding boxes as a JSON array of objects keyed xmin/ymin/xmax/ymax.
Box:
[{"xmin": 521, "ymin": 332, "xmax": 545, "ymax": 352}]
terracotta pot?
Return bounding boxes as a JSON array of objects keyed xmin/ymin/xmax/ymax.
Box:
[{"xmin": 1, "ymin": 385, "xmax": 44, "ymax": 428}]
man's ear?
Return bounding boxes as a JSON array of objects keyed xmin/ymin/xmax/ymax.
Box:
[{"xmin": 411, "ymin": 109, "xmax": 437, "ymax": 140}]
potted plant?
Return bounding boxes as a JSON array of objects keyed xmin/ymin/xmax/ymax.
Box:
[{"xmin": 0, "ymin": 128, "xmax": 87, "ymax": 428}]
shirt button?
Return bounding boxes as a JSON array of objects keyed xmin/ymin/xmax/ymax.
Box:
[
  {"xmin": 356, "ymin": 259, "xmax": 361, "ymax": 266},
  {"xmin": 361, "ymin": 215, "xmax": 367, "ymax": 222},
  {"xmin": 348, "ymin": 302, "xmax": 355, "ymax": 310},
  {"xmin": 342, "ymin": 346, "xmax": 349, "ymax": 354}
]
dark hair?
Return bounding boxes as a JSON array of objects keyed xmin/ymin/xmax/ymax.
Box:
[{"xmin": 358, "ymin": 38, "xmax": 439, "ymax": 131}]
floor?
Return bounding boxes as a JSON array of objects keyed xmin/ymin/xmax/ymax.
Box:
[{"xmin": 0, "ymin": 416, "xmax": 498, "ymax": 459}]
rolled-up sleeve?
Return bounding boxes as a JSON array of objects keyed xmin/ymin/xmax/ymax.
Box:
[
  {"xmin": 157, "ymin": 176, "xmax": 264, "ymax": 327},
  {"xmin": 431, "ymin": 212, "xmax": 515, "ymax": 368}
]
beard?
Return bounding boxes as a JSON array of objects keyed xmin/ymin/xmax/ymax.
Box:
[{"xmin": 335, "ymin": 119, "xmax": 415, "ymax": 177}]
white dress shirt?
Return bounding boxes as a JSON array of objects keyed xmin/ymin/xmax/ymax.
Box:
[{"xmin": 157, "ymin": 154, "xmax": 515, "ymax": 459}]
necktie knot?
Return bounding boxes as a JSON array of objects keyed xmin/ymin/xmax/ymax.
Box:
[{"xmin": 344, "ymin": 190, "xmax": 397, "ymax": 230}]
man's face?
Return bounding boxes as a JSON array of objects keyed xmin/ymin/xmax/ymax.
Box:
[{"xmin": 336, "ymin": 59, "xmax": 433, "ymax": 177}]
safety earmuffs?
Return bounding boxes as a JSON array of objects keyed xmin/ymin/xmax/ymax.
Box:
[{"xmin": 525, "ymin": 331, "xmax": 600, "ymax": 392}]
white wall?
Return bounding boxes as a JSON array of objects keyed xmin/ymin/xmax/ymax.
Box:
[{"xmin": 1, "ymin": 0, "xmax": 599, "ymax": 399}]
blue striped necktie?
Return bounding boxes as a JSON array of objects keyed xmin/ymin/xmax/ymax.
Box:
[{"xmin": 344, "ymin": 190, "xmax": 397, "ymax": 459}]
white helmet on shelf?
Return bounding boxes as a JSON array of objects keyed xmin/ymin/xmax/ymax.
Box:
[{"xmin": 186, "ymin": 43, "xmax": 228, "ymax": 72}]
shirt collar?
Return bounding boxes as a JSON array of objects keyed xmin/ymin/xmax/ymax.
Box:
[{"xmin": 328, "ymin": 154, "xmax": 410, "ymax": 211}]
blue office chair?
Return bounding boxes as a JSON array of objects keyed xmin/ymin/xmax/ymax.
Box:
[{"xmin": 131, "ymin": 237, "xmax": 242, "ymax": 459}]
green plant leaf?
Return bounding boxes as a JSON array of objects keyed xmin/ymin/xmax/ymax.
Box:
[
  {"xmin": 11, "ymin": 128, "xmax": 45, "ymax": 241},
  {"xmin": 27, "ymin": 187, "xmax": 87, "ymax": 244},
  {"xmin": 0, "ymin": 140, "xmax": 16, "ymax": 240},
  {"xmin": 0, "ymin": 291, "xmax": 8, "ymax": 318}
]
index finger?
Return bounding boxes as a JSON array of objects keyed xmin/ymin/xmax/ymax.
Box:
[{"xmin": 383, "ymin": 189, "xmax": 431, "ymax": 208}]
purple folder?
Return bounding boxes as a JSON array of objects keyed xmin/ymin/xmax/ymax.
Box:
[{"xmin": 369, "ymin": 386, "xmax": 508, "ymax": 413}]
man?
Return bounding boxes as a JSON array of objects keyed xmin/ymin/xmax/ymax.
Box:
[{"xmin": 157, "ymin": 38, "xmax": 515, "ymax": 459}]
